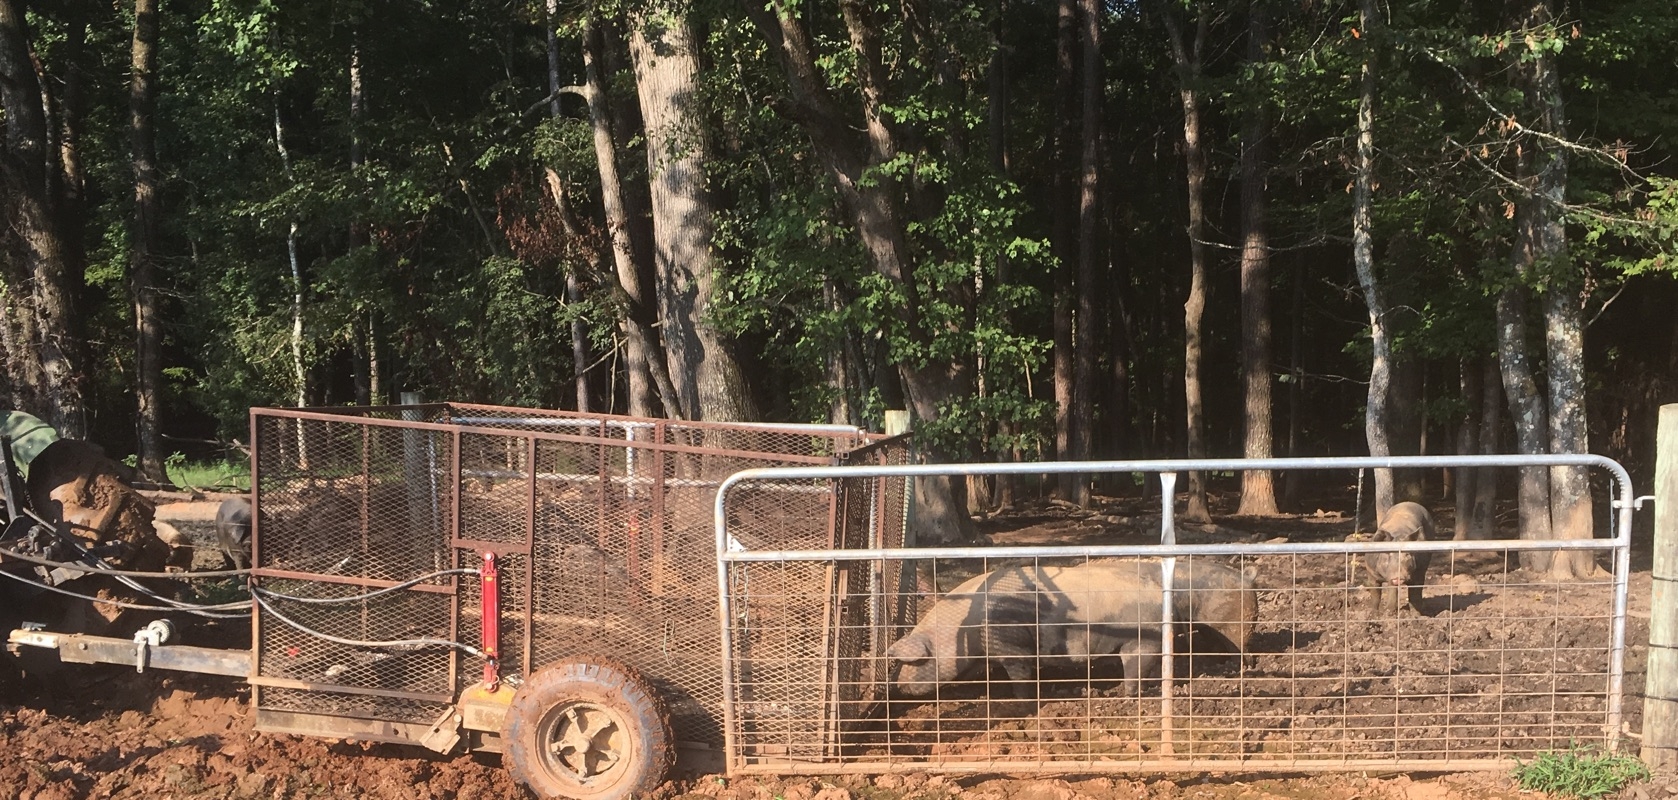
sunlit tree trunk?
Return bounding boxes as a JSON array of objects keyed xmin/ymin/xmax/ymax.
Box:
[
  {"xmin": 631, "ymin": 8, "xmax": 759, "ymax": 422},
  {"xmin": 1236, "ymin": 0, "xmax": 1277, "ymax": 516},
  {"xmin": 1160, "ymin": 1, "xmax": 1210, "ymax": 523},
  {"xmin": 582, "ymin": 19, "xmax": 664, "ymax": 419},
  {"xmin": 130, "ymin": 0, "xmax": 165, "ymax": 480},
  {"xmin": 1522, "ymin": 0, "xmax": 1596, "ymax": 579},
  {"xmin": 1351, "ymin": 0, "xmax": 1392, "ymax": 520}
]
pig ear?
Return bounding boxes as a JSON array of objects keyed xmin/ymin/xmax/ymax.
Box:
[
  {"xmin": 1242, "ymin": 566, "xmax": 1258, "ymax": 586},
  {"xmin": 888, "ymin": 635, "xmax": 931, "ymax": 663}
]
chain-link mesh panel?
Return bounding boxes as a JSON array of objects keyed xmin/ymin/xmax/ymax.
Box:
[
  {"xmin": 255, "ymin": 579, "xmax": 456, "ymax": 695},
  {"xmin": 260, "ymin": 686, "xmax": 454, "ymax": 725},
  {"xmin": 253, "ymin": 405, "xmax": 899, "ymax": 747},
  {"xmin": 724, "ymin": 546, "xmax": 1624, "ymax": 772}
]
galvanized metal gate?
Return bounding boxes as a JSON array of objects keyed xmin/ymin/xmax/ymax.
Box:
[
  {"xmin": 247, "ymin": 403, "xmax": 909, "ymax": 753},
  {"xmin": 715, "ymin": 455, "xmax": 1636, "ymax": 774}
]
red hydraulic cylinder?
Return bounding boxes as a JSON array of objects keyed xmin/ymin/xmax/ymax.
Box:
[{"xmin": 480, "ymin": 551, "xmax": 500, "ymax": 688}]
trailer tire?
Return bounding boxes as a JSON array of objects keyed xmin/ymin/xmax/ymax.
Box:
[{"xmin": 503, "ymin": 658, "xmax": 674, "ymax": 800}]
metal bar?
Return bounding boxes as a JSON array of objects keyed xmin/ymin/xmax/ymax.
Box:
[
  {"xmin": 712, "ymin": 452, "xmax": 1637, "ymax": 775},
  {"xmin": 523, "ymin": 436, "xmax": 536, "ymax": 678},
  {"xmin": 448, "ymin": 426, "xmax": 463, "ymax": 697},
  {"xmin": 717, "ymin": 454, "xmax": 1633, "ymax": 510},
  {"xmin": 728, "ymin": 757, "xmax": 1523, "ymax": 774},
  {"xmin": 481, "ymin": 552, "xmax": 500, "ymax": 687},
  {"xmin": 1158, "ymin": 471, "xmax": 1178, "ymax": 757},
  {"xmin": 248, "ymin": 568, "xmax": 456, "ymax": 593},
  {"xmin": 9, "ymin": 630, "xmax": 251, "ymax": 677},
  {"xmin": 255, "ymin": 708, "xmax": 444, "ymax": 748},
  {"xmin": 247, "ymin": 675, "xmax": 456, "ymax": 703},
  {"xmin": 720, "ymin": 536, "xmax": 1624, "ymax": 564},
  {"xmin": 1608, "ymin": 462, "xmax": 1635, "ymax": 748}
]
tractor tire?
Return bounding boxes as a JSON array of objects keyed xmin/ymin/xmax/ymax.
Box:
[{"xmin": 503, "ymin": 658, "xmax": 674, "ymax": 800}]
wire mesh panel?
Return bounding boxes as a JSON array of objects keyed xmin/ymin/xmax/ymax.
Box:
[
  {"xmin": 251, "ymin": 404, "xmax": 909, "ymax": 751},
  {"xmin": 717, "ymin": 456, "xmax": 1634, "ymax": 774}
]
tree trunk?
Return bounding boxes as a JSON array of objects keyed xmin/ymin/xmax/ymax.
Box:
[
  {"xmin": 1051, "ymin": 0, "xmax": 1076, "ymax": 498},
  {"xmin": 1282, "ymin": 257, "xmax": 1305, "ymax": 506},
  {"xmin": 1522, "ymin": 0, "xmax": 1596, "ymax": 578},
  {"xmin": 1497, "ymin": 264, "xmax": 1552, "ymax": 569},
  {"xmin": 1160, "ymin": 2, "xmax": 1210, "ymax": 523},
  {"xmin": 988, "ymin": 1, "xmax": 1017, "ymax": 509},
  {"xmin": 130, "ymin": 0, "xmax": 165, "ymax": 481},
  {"xmin": 630, "ymin": 9, "xmax": 759, "ymax": 422},
  {"xmin": 582, "ymin": 18, "xmax": 662, "ymax": 419},
  {"xmin": 0, "ymin": 0, "xmax": 87, "ymax": 438},
  {"xmin": 273, "ymin": 103, "xmax": 308, "ymax": 417},
  {"xmin": 744, "ymin": 0, "xmax": 975, "ymax": 543},
  {"xmin": 1067, "ymin": 0, "xmax": 1101, "ymax": 506},
  {"xmin": 1472, "ymin": 355, "xmax": 1502, "ymax": 538},
  {"xmin": 1236, "ymin": 0, "xmax": 1277, "ymax": 516},
  {"xmin": 1351, "ymin": 0, "xmax": 1392, "ymax": 522},
  {"xmin": 1453, "ymin": 358, "xmax": 1481, "ymax": 540},
  {"xmin": 547, "ymin": 0, "xmax": 593, "ymax": 414}
]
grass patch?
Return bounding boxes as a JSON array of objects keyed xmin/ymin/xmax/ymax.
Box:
[
  {"xmin": 164, "ymin": 454, "xmax": 250, "ymax": 492},
  {"xmin": 1512, "ymin": 745, "xmax": 1650, "ymax": 799}
]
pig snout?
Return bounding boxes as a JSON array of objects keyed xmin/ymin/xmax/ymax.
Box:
[{"xmin": 886, "ymin": 633, "xmax": 944, "ymax": 697}]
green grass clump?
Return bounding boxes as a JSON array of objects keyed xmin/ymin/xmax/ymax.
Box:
[
  {"xmin": 1512, "ymin": 745, "xmax": 1650, "ymax": 799},
  {"xmin": 164, "ymin": 453, "xmax": 250, "ymax": 492}
]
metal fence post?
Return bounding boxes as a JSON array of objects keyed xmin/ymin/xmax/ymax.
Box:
[{"xmin": 1644, "ymin": 404, "xmax": 1678, "ymax": 770}]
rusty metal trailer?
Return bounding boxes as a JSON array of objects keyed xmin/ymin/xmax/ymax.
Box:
[{"xmin": 9, "ymin": 402, "xmax": 911, "ymax": 800}]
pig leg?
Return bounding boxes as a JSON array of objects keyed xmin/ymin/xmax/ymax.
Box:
[
  {"xmin": 1119, "ymin": 635, "xmax": 1163, "ymax": 686},
  {"xmin": 997, "ymin": 657, "xmax": 1040, "ymax": 699}
]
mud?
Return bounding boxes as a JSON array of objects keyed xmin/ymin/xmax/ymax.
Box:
[{"xmin": 0, "ymin": 492, "xmax": 1660, "ymax": 799}]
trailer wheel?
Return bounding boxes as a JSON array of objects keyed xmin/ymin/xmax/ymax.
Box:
[{"xmin": 503, "ymin": 658, "xmax": 674, "ymax": 800}]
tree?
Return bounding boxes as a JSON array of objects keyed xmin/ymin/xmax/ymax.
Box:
[
  {"xmin": 1235, "ymin": 0, "xmax": 1277, "ymax": 516},
  {"xmin": 741, "ymin": 0, "xmax": 982, "ymax": 542},
  {"xmin": 1351, "ymin": 0, "xmax": 1393, "ymax": 521},
  {"xmin": 630, "ymin": 4, "xmax": 759, "ymax": 422},
  {"xmin": 1159, "ymin": 0, "xmax": 1211, "ymax": 523},
  {"xmin": 0, "ymin": 0, "xmax": 88, "ymax": 438},
  {"xmin": 130, "ymin": 0, "xmax": 165, "ymax": 480}
]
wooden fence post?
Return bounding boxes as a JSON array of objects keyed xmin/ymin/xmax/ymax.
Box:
[{"xmin": 1645, "ymin": 403, "xmax": 1678, "ymax": 769}]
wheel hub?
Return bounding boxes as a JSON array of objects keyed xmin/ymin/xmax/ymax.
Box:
[{"xmin": 546, "ymin": 702, "xmax": 624, "ymax": 782}]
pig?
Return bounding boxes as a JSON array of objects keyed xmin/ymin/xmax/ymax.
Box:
[
  {"xmin": 885, "ymin": 557, "xmax": 1259, "ymax": 698},
  {"xmin": 215, "ymin": 496, "xmax": 252, "ymax": 571},
  {"xmin": 1362, "ymin": 501, "xmax": 1436, "ymax": 616}
]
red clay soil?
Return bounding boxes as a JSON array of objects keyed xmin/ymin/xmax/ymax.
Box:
[{"xmin": 0, "ymin": 493, "xmax": 1671, "ymax": 800}]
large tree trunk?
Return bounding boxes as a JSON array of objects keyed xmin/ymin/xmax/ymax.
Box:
[
  {"xmin": 582, "ymin": 18, "xmax": 664, "ymax": 419},
  {"xmin": 1066, "ymin": 0, "xmax": 1101, "ymax": 506},
  {"xmin": 1521, "ymin": 0, "xmax": 1596, "ymax": 579},
  {"xmin": 130, "ymin": 0, "xmax": 165, "ymax": 481},
  {"xmin": 1160, "ymin": 1, "xmax": 1211, "ymax": 523},
  {"xmin": 1236, "ymin": 0, "xmax": 1277, "ymax": 516},
  {"xmin": 0, "ymin": 0, "xmax": 87, "ymax": 438},
  {"xmin": 1351, "ymin": 0, "xmax": 1392, "ymax": 522},
  {"xmin": 1497, "ymin": 259, "xmax": 1552, "ymax": 569},
  {"xmin": 1051, "ymin": 0, "xmax": 1077, "ymax": 498},
  {"xmin": 630, "ymin": 10, "xmax": 759, "ymax": 422},
  {"xmin": 744, "ymin": 0, "xmax": 975, "ymax": 543}
]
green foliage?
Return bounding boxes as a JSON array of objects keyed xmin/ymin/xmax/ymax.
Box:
[{"xmin": 1511, "ymin": 746, "xmax": 1649, "ymax": 799}]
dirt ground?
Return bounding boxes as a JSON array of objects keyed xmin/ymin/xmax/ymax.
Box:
[{"xmin": 0, "ymin": 489, "xmax": 1670, "ymax": 800}]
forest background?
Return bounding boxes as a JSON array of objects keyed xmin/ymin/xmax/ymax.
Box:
[{"xmin": 3, "ymin": 0, "xmax": 1676, "ymax": 566}]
